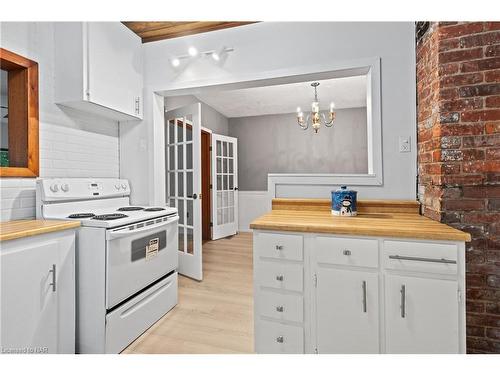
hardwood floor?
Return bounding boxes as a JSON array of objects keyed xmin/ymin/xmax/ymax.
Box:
[{"xmin": 123, "ymin": 232, "xmax": 254, "ymax": 354}]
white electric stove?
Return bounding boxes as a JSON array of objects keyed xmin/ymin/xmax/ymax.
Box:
[{"xmin": 36, "ymin": 178, "xmax": 179, "ymax": 353}]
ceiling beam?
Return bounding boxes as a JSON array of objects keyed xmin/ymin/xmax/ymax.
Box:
[{"xmin": 122, "ymin": 21, "xmax": 258, "ymax": 43}]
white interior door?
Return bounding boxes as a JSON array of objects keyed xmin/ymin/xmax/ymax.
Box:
[
  {"xmin": 165, "ymin": 103, "xmax": 202, "ymax": 281},
  {"xmin": 211, "ymin": 134, "xmax": 238, "ymax": 240}
]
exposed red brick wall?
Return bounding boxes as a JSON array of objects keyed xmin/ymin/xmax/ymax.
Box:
[{"xmin": 417, "ymin": 22, "xmax": 500, "ymax": 354}]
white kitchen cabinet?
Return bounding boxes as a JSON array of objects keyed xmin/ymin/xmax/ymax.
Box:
[
  {"xmin": 316, "ymin": 268, "xmax": 379, "ymax": 353},
  {"xmin": 253, "ymin": 231, "xmax": 466, "ymax": 354},
  {"xmin": 54, "ymin": 22, "xmax": 143, "ymax": 121},
  {"xmin": 0, "ymin": 230, "xmax": 76, "ymax": 353},
  {"xmin": 385, "ymin": 275, "xmax": 459, "ymax": 354}
]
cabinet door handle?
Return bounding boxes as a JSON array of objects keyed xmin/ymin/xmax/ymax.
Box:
[
  {"xmin": 276, "ymin": 275, "xmax": 284, "ymax": 281},
  {"xmin": 389, "ymin": 255, "xmax": 456, "ymax": 264},
  {"xmin": 362, "ymin": 280, "xmax": 367, "ymax": 313},
  {"xmin": 276, "ymin": 336, "xmax": 284, "ymax": 343},
  {"xmin": 343, "ymin": 249, "xmax": 351, "ymax": 256},
  {"xmin": 135, "ymin": 97, "xmax": 140, "ymax": 115},
  {"xmin": 276, "ymin": 305, "xmax": 284, "ymax": 312},
  {"xmin": 400, "ymin": 284, "xmax": 406, "ymax": 318},
  {"xmin": 49, "ymin": 264, "xmax": 56, "ymax": 292}
]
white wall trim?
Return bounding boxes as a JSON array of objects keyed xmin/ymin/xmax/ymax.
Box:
[{"xmin": 238, "ymin": 190, "xmax": 269, "ymax": 232}]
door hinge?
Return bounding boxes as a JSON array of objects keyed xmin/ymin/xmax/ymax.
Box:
[
  {"xmin": 458, "ymin": 289, "xmax": 462, "ymax": 303},
  {"xmin": 209, "ymin": 146, "xmax": 212, "ymax": 151},
  {"xmin": 209, "ymin": 184, "xmax": 213, "ymax": 189},
  {"xmin": 210, "ymin": 222, "xmax": 213, "ymax": 227},
  {"xmin": 313, "ymin": 274, "xmax": 317, "ymax": 288}
]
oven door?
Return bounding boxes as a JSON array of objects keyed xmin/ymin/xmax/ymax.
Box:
[{"xmin": 105, "ymin": 215, "xmax": 178, "ymax": 309}]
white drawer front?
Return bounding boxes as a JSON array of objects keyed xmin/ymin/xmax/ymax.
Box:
[
  {"xmin": 255, "ymin": 319, "xmax": 304, "ymax": 354},
  {"xmin": 316, "ymin": 236, "xmax": 379, "ymax": 268},
  {"xmin": 256, "ymin": 232, "xmax": 303, "ymax": 261},
  {"xmin": 255, "ymin": 261, "xmax": 303, "ymax": 292},
  {"xmin": 384, "ymin": 240, "xmax": 458, "ymax": 275},
  {"xmin": 105, "ymin": 272, "xmax": 178, "ymax": 353},
  {"xmin": 257, "ymin": 290, "xmax": 304, "ymax": 323}
]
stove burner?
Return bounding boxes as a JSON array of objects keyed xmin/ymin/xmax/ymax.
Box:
[
  {"xmin": 92, "ymin": 213, "xmax": 128, "ymax": 221},
  {"xmin": 68, "ymin": 213, "xmax": 96, "ymax": 219},
  {"xmin": 143, "ymin": 207, "xmax": 166, "ymax": 212},
  {"xmin": 117, "ymin": 206, "xmax": 145, "ymax": 211}
]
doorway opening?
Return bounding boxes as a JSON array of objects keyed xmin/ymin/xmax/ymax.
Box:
[{"xmin": 201, "ymin": 129, "xmax": 211, "ymax": 242}]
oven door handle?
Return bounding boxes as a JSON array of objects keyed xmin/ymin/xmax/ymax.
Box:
[{"xmin": 106, "ymin": 216, "xmax": 179, "ymax": 240}]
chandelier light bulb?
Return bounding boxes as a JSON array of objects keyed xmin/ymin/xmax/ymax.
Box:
[
  {"xmin": 171, "ymin": 58, "xmax": 180, "ymax": 67},
  {"xmin": 188, "ymin": 47, "xmax": 198, "ymax": 57},
  {"xmin": 211, "ymin": 52, "xmax": 220, "ymax": 61},
  {"xmin": 330, "ymin": 102, "xmax": 335, "ymax": 111},
  {"xmin": 297, "ymin": 107, "xmax": 301, "ymax": 113}
]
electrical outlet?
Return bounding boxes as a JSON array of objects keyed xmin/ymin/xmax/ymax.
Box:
[{"xmin": 399, "ymin": 136, "xmax": 411, "ymax": 153}]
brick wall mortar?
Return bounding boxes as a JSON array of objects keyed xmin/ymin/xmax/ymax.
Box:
[{"xmin": 417, "ymin": 21, "xmax": 500, "ymax": 354}]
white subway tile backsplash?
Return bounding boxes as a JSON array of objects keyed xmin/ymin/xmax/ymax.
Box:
[{"xmin": 1, "ymin": 121, "xmax": 120, "ymax": 221}]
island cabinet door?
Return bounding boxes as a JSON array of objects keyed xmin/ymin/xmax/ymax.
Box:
[
  {"xmin": 385, "ymin": 275, "xmax": 459, "ymax": 353},
  {"xmin": 315, "ymin": 268, "xmax": 380, "ymax": 353}
]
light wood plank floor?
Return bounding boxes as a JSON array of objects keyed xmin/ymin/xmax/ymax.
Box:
[{"xmin": 123, "ymin": 232, "xmax": 254, "ymax": 354}]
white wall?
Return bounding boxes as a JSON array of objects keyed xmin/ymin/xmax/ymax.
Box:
[
  {"xmin": 0, "ymin": 22, "xmax": 120, "ymax": 221},
  {"xmin": 120, "ymin": 22, "xmax": 417, "ymax": 213}
]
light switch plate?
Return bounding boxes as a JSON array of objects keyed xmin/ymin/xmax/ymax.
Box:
[{"xmin": 399, "ymin": 136, "xmax": 411, "ymax": 153}]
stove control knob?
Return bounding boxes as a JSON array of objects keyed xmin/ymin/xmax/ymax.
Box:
[
  {"xmin": 121, "ymin": 183, "xmax": 127, "ymax": 190},
  {"xmin": 50, "ymin": 184, "xmax": 59, "ymax": 192},
  {"xmin": 115, "ymin": 184, "xmax": 121, "ymax": 190},
  {"xmin": 61, "ymin": 184, "xmax": 69, "ymax": 192}
]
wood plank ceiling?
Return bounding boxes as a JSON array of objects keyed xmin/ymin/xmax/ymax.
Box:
[{"xmin": 122, "ymin": 22, "xmax": 257, "ymax": 43}]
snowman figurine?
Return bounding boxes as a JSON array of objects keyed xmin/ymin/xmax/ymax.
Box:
[{"xmin": 340, "ymin": 196, "xmax": 353, "ymax": 216}]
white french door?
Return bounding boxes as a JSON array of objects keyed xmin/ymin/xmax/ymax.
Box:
[
  {"xmin": 165, "ymin": 103, "xmax": 202, "ymax": 281},
  {"xmin": 211, "ymin": 134, "xmax": 238, "ymax": 240}
]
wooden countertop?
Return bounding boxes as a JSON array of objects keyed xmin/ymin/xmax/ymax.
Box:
[
  {"xmin": 0, "ymin": 220, "xmax": 80, "ymax": 242},
  {"xmin": 250, "ymin": 199, "xmax": 471, "ymax": 242}
]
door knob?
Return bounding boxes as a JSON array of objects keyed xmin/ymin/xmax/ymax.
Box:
[
  {"xmin": 188, "ymin": 194, "xmax": 198, "ymax": 199},
  {"xmin": 276, "ymin": 275, "xmax": 284, "ymax": 281}
]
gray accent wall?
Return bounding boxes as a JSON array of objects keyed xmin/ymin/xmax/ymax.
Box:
[
  {"xmin": 228, "ymin": 107, "xmax": 368, "ymax": 191},
  {"xmin": 165, "ymin": 95, "xmax": 229, "ymax": 135}
]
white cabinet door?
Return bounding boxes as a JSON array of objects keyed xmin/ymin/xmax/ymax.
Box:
[
  {"xmin": 385, "ymin": 275, "xmax": 459, "ymax": 353},
  {"xmin": 87, "ymin": 22, "xmax": 142, "ymax": 118},
  {"xmin": 0, "ymin": 240, "xmax": 59, "ymax": 353},
  {"xmin": 316, "ymin": 268, "xmax": 379, "ymax": 353}
]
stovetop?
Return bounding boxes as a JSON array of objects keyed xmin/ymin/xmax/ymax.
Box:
[{"xmin": 48, "ymin": 205, "xmax": 178, "ymax": 229}]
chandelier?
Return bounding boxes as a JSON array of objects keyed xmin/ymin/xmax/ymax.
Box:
[{"xmin": 296, "ymin": 82, "xmax": 336, "ymax": 133}]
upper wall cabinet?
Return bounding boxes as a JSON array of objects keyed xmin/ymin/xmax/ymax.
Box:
[{"xmin": 54, "ymin": 22, "xmax": 143, "ymax": 121}]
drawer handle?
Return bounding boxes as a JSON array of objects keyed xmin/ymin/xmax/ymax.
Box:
[
  {"xmin": 275, "ymin": 245, "xmax": 284, "ymax": 250},
  {"xmin": 49, "ymin": 264, "xmax": 56, "ymax": 293},
  {"xmin": 276, "ymin": 336, "xmax": 284, "ymax": 343},
  {"xmin": 276, "ymin": 275, "xmax": 284, "ymax": 281},
  {"xmin": 389, "ymin": 255, "xmax": 456, "ymax": 264},
  {"xmin": 343, "ymin": 249, "xmax": 351, "ymax": 256},
  {"xmin": 276, "ymin": 305, "xmax": 284, "ymax": 312},
  {"xmin": 400, "ymin": 284, "xmax": 406, "ymax": 318}
]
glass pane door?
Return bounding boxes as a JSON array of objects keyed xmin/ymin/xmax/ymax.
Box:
[
  {"xmin": 211, "ymin": 134, "xmax": 238, "ymax": 240},
  {"xmin": 165, "ymin": 103, "xmax": 202, "ymax": 280}
]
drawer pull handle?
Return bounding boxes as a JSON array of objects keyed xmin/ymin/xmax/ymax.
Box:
[
  {"xmin": 49, "ymin": 264, "xmax": 56, "ymax": 292},
  {"xmin": 276, "ymin": 305, "xmax": 284, "ymax": 312},
  {"xmin": 276, "ymin": 275, "xmax": 284, "ymax": 281},
  {"xmin": 343, "ymin": 249, "xmax": 351, "ymax": 256},
  {"xmin": 362, "ymin": 280, "xmax": 367, "ymax": 313},
  {"xmin": 400, "ymin": 284, "xmax": 406, "ymax": 318},
  {"xmin": 275, "ymin": 245, "xmax": 284, "ymax": 250},
  {"xmin": 276, "ymin": 336, "xmax": 284, "ymax": 343},
  {"xmin": 389, "ymin": 255, "xmax": 456, "ymax": 264}
]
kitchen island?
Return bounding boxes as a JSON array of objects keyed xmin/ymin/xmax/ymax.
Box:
[{"xmin": 250, "ymin": 199, "xmax": 470, "ymax": 354}]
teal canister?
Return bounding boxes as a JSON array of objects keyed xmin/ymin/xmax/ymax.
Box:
[{"xmin": 331, "ymin": 186, "xmax": 358, "ymax": 216}]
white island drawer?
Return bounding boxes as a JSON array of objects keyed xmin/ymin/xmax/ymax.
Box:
[
  {"xmin": 255, "ymin": 232, "xmax": 303, "ymax": 261},
  {"xmin": 384, "ymin": 240, "xmax": 458, "ymax": 275},
  {"xmin": 257, "ymin": 290, "xmax": 304, "ymax": 323},
  {"xmin": 255, "ymin": 319, "xmax": 304, "ymax": 354},
  {"xmin": 316, "ymin": 236, "xmax": 379, "ymax": 268},
  {"xmin": 255, "ymin": 261, "xmax": 303, "ymax": 292}
]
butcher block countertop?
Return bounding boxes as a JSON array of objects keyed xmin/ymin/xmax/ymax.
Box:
[
  {"xmin": 0, "ymin": 220, "xmax": 80, "ymax": 242},
  {"xmin": 250, "ymin": 199, "xmax": 471, "ymax": 242}
]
